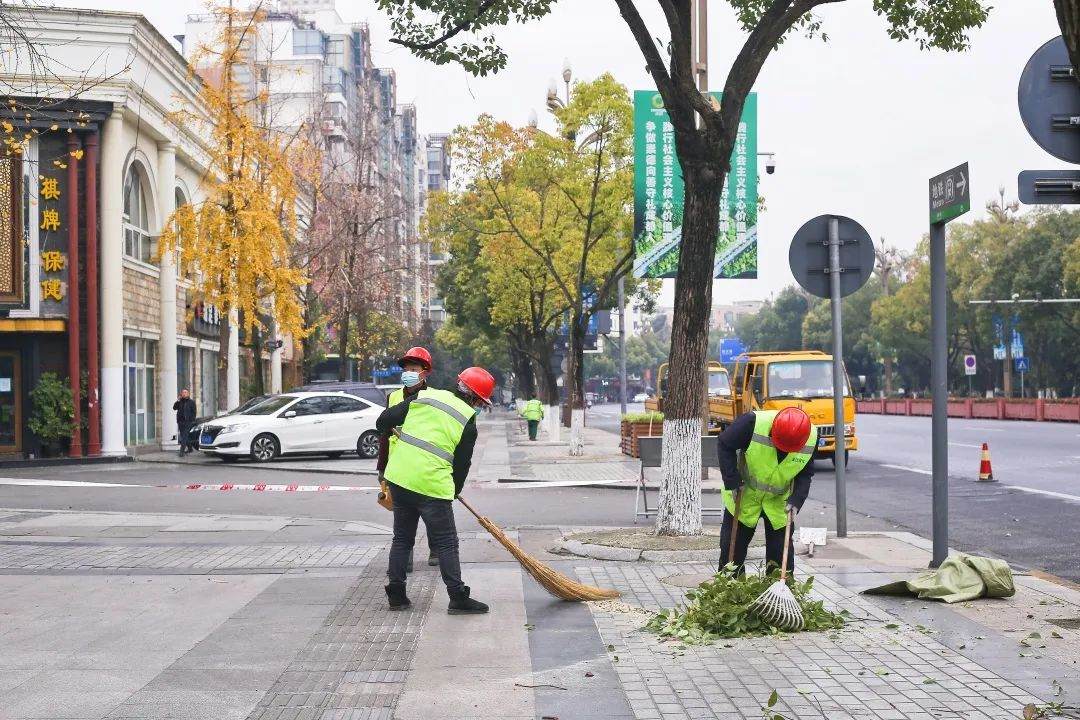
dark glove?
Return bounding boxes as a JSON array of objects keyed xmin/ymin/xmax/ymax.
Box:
[
  {"xmin": 722, "ymin": 476, "xmax": 742, "ymax": 492},
  {"xmin": 454, "ymin": 481, "xmax": 465, "ymax": 498}
]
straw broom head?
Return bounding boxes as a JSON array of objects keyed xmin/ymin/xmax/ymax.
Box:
[{"xmin": 459, "ymin": 497, "xmax": 620, "ymax": 602}]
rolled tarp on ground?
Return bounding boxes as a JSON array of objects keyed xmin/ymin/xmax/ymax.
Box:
[{"xmin": 862, "ymin": 553, "xmax": 1016, "ymax": 604}]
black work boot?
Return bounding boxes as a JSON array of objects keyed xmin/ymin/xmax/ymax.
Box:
[
  {"xmin": 447, "ymin": 585, "xmax": 488, "ymax": 615},
  {"xmin": 386, "ymin": 582, "xmax": 411, "ymax": 611},
  {"xmin": 427, "ymin": 551, "xmax": 439, "ymax": 567}
]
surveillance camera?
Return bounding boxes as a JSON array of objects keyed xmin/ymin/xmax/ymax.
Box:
[{"xmin": 765, "ymin": 158, "xmax": 776, "ymax": 175}]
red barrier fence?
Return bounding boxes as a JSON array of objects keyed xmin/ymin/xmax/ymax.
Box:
[{"xmin": 856, "ymin": 398, "xmax": 1080, "ymax": 422}]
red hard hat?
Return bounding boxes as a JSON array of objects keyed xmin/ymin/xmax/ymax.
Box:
[
  {"xmin": 457, "ymin": 367, "xmax": 495, "ymax": 405},
  {"xmin": 398, "ymin": 346, "xmax": 433, "ymax": 370},
  {"xmin": 770, "ymin": 406, "xmax": 812, "ymax": 453}
]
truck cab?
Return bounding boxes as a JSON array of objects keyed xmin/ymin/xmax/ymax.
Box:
[
  {"xmin": 646, "ymin": 361, "xmax": 731, "ymax": 433},
  {"xmin": 723, "ymin": 351, "xmax": 857, "ymax": 464}
]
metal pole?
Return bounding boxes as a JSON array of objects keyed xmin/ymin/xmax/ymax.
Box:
[
  {"xmin": 828, "ymin": 217, "xmax": 847, "ymax": 538},
  {"xmin": 618, "ymin": 274, "xmax": 627, "ymax": 415},
  {"xmin": 929, "ymin": 221, "xmax": 949, "ymax": 567}
]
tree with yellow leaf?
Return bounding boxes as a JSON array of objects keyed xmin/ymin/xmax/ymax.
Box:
[{"xmin": 160, "ymin": 1, "xmax": 308, "ymax": 410}]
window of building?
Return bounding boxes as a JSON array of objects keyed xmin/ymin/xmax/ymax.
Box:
[
  {"xmin": 124, "ymin": 338, "xmax": 157, "ymax": 446},
  {"xmin": 293, "ymin": 28, "xmax": 324, "ymax": 56},
  {"xmin": 123, "ymin": 165, "xmax": 154, "ymax": 263},
  {"xmin": 322, "ymin": 66, "xmax": 345, "ymax": 94},
  {"xmin": 177, "ymin": 347, "xmax": 193, "ymax": 396}
]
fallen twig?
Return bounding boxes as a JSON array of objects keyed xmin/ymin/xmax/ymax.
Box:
[{"xmin": 514, "ymin": 682, "xmax": 568, "ymax": 690}]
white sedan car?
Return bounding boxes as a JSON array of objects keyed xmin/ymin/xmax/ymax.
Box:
[{"xmin": 198, "ymin": 392, "xmax": 383, "ymax": 463}]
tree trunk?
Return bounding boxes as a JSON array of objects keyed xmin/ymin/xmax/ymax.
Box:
[
  {"xmin": 217, "ymin": 314, "xmax": 230, "ymax": 413},
  {"xmin": 337, "ymin": 299, "xmax": 351, "ymax": 382},
  {"xmin": 300, "ymin": 284, "xmax": 318, "ymax": 384},
  {"xmin": 883, "ymin": 356, "xmax": 894, "ymax": 397},
  {"xmin": 1055, "ymin": 0, "xmax": 1080, "ymax": 77},
  {"xmin": 510, "ymin": 343, "xmax": 535, "ymax": 399},
  {"xmin": 533, "ymin": 337, "xmax": 561, "ymax": 441},
  {"xmin": 567, "ymin": 310, "xmax": 587, "ymax": 456},
  {"xmin": 250, "ymin": 324, "xmax": 265, "ymax": 397},
  {"xmin": 657, "ymin": 163, "xmax": 724, "ymax": 536}
]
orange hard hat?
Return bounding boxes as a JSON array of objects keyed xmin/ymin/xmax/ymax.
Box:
[
  {"xmin": 457, "ymin": 367, "xmax": 495, "ymax": 405},
  {"xmin": 770, "ymin": 406, "xmax": 812, "ymax": 453},
  {"xmin": 398, "ymin": 346, "xmax": 433, "ymax": 370}
]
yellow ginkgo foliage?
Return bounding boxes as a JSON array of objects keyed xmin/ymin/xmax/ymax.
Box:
[{"xmin": 159, "ymin": 1, "xmax": 308, "ymax": 343}]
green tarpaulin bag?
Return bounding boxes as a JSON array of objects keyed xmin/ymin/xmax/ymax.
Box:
[{"xmin": 863, "ymin": 553, "xmax": 1015, "ymax": 604}]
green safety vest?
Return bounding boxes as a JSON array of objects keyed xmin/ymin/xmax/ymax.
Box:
[
  {"xmin": 384, "ymin": 388, "xmax": 476, "ymax": 500},
  {"xmin": 387, "ymin": 384, "xmax": 423, "ymax": 452},
  {"xmin": 722, "ymin": 410, "xmax": 818, "ymax": 529},
  {"xmin": 522, "ymin": 399, "xmax": 544, "ymax": 421}
]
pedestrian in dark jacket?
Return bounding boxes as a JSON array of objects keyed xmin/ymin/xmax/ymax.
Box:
[{"xmin": 173, "ymin": 389, "xmax": 197, "ymax": 456}]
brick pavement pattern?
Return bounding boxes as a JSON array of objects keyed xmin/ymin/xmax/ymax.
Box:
[
  {"xmin": 576, "ymin": 563, "xmax": 1044, "ymax": 720},
  {"xmin": 245, "ymin": 556, "xmax": 437, "ymax": 720},
  {"xmin": 0, "ymin": 542, "xmax": 385, "ymax": 572}
]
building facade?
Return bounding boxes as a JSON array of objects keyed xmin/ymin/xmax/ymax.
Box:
[{"xmin": 424, "ymin": 132, "xmax": 451, "ymax": 327}]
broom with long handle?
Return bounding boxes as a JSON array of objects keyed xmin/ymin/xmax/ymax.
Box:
[
  {"xmin": 725, "ymin": 488, "xmax": 743, "ymax": 568},
  {"xmin": 456, "ymin": 495, "xmax": 620, "ymax": 602},
  {"xmin": 748, "ymin": 508, "xmax": 804, "ymax": 631}
]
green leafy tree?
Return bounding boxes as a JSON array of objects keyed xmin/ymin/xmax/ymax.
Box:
[
  {"xmin": 735, "ymin": 287, "xmax": 814, "ymax": 352},
  {"xmin": 28, "ymin": 372, "xmax": 75, "ymax": 451},
  {"xmin": 378, "ymin": 0, "xmax": 991, "ymax": 535}
]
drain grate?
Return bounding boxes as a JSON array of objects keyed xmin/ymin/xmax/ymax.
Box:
[{"xmin": 1047, "ymin": 617, "xmax": 1080, "ymax": 630}]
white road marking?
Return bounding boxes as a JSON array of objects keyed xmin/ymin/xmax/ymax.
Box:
[
  {"xmin": 948, "ymin": 442, "xmax": 983, "ymax": 448},
  {"xmin": 0, "ymin": 478, "xmax": 147, "ymax": 488},
  {"xmin": 881, "ymin": 464, "xmax": 931, "ymax": 476},
  {"xmin": 960, "ymin": 426, "xmax": 1005, "ymax": 432},
  {"xmin": 1004, "ymin": 485, "xmax": 1080, "ymax": 504}
]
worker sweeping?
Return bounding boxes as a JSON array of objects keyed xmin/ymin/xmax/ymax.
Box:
[
  {"xmin": 520, "ymin": 392, "xmax": 544, "ymax": 441},
  {"xmin": 377, "ymin": 366, "xmax": 496, "ymax": 615},
  {"xmin": 379, "ymin": 346, "xmax": 439, "ymax": 572},
  {"xmin": 716, "ymin": 406, "xmax": 818, "ymax": 577}
]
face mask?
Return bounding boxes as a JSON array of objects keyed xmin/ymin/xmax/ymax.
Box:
[{"xmin": 401, "ymin": 371, "xmax": 422, "ymax": 388}]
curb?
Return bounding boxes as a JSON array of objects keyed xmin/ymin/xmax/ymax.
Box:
[
  {"xmin": 0, "ymin": 455, "xmax": 134, "ymax": 469},
  {"xmin": 556, "ymin": 538, "xmax": 722, "ymax": 563},
  {"xmin": 136, "ymin": 457, "xmax": 379, "ymax": 477}
]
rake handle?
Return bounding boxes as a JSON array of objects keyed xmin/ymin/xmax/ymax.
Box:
[
  {"xmin": 779, "ymin": 508, "xmax": 794, "ymax": 582},
  {"xmin": 727, "ymin": 488, "xmax": 743, "ymax": 565}
]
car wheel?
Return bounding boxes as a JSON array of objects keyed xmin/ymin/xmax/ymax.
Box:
[
  {"xmin": 250, "ymin": 434, "xmax": 280, "ymax": 463},
  {"xmin": 326, "ymin": 451, "xmax": 344, "ymax": 459},
  {"xmin": 357, "ymin": 431, "xmax": 379, "ymax": 459}
]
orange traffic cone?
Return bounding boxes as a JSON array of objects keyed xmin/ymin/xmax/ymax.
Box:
[{"xmin": 977, "ymin": 442, "xmax": 995, "ymax": 482}]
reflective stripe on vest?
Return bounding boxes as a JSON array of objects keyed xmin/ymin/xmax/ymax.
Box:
[
  {"xmin": 413, "ymin": 396, "xmax": 470, "ymax": 426},
  {"xmin": 395, "ymin": 430, "xmax": 454, "ymax": 462}
]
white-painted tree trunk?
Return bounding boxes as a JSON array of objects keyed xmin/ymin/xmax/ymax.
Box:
[
  {"xmin": 656, "ymin": 418, "xmax": 703, "ymax": 535},
  {"xmin": 569, "ymin": 408, "xmax": 585, "ymax": 456},
  {"xmin": 227, "ymin": 310, "xmax": 240, "ymax": 410},
  {"xmin": 544, "ymin": 405, "xmax": 560, "ymax": 442}
]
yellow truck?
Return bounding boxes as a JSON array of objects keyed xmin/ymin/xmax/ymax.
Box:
[
  {"xmin": 713, "ymin": 350, "xmax": 856, "ymax": 465},
  {"xmin": 645, "ymin": 361, "xmax": 733, "ymax": 433}
]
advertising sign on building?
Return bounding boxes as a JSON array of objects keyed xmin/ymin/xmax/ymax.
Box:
[{"xmin": 632, "ymin": 91, "xmax": 758, "ymax": 280}]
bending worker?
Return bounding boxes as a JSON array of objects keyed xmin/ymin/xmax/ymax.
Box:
[
  {"xmin": 520, "ymin": 392, "xmax": 544, "ymax": 441},
  {"xmin": 379, "ymin": 346, "xmax": 438, "ymax": 571},
  {"xmin": 716, "ymin": 406, "xmax": 817, "ymax": 576},
  {"xmin": 377, "ymin": 366, "xmax": 496, "ymax": 615}
]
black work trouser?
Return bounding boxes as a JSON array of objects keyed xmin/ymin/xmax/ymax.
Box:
[
  {"xmin": 387, "ymin": 482, "xmax": 464, "ymax": 593},
  {"xmin": 717, "ymin": 509, "xmax": 795, "ymax": 576},
  {"xmin": 527, "ymin": 419, "xmax": 539, "ymax": 440},
  {"xmin": 177, "ymin": 422, "xmax": 194, "ymax": 452}
]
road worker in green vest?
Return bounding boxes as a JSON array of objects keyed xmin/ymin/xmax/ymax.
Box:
[
  {"xmin": 715, "ymin": 407, "xmax": 819, "ymax": 576},
  {"xmin": 378, "ymin": 346, "xmax": 437, "ymax": 572},
  {"xmin": 520, "ymin": 392, "xmax": 544, "ymax": 441},
  {"xmin": 377, "ymin": 366, "xmax": 496, "ymax": 614}
]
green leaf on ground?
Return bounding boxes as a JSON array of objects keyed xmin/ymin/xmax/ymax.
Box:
[{"xmin": 885, "ymin": 623, "xmax": 900, "ymax": 629}]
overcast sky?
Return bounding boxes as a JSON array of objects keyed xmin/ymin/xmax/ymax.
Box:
[{"xmin": 54, "ymin": 0, "xmax": 1067, "ymax": 306}]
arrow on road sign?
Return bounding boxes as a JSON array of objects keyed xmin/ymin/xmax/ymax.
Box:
[{"xmin": 957, "ymin": 170, "xmax": 967, "ymax": 195}]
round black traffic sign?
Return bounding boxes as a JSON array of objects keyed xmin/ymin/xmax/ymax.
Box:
[
  {"xmin": 1018, "ymin": 36, "xmax": 1080, "ymax": 163},
  {"xmin": 788, "ymin": 215, "xmax": 874, "ymax": 299}
]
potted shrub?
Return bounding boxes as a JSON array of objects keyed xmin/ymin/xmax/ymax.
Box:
[
  {"xmin": 28, "ymin": 372, "xmax": 75, "ymax": 457},
  {"xmin": 620, "ymin": 411, "xmax": 664, "ymax": 458}
]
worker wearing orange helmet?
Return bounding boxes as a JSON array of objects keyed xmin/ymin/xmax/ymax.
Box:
[
  {"xmin": 716, "ymin": 406, "xmax": 819, "ymax": 576},
  {"xmin": 377, "ymin": 366, "xmax": 496, "ymax": 615},
  {"xmin": 379, "ymin": 346, "xmax": 437, "ymax": 572}
]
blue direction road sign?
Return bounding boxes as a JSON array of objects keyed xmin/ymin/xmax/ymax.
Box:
[
  {"xmin": 373, "ymin": 368, "xmax": 399, "ymax": 379},
  {"xmin": 1015, "ymin": 357, "xmax": 1030, "ymax": 373},
  {"xmin": 719, "ymin": 337, "xmax": 747, "ymax": 363}
]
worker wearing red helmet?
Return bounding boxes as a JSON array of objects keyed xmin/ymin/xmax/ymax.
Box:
[
  {"xmin": 376, "ymin": 366, "xmax": 496, "ymax": 615},
  {"xmin": 716, "ymin": 407, "xmax": 819, "ymax": 576},
  {"xmin": 379, "ymin": 347, "xmax": 438, "ymax": 572}
]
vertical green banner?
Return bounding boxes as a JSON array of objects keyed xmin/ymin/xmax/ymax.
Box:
[{"xmin": 632, "ymin": 91, "xmax": 757, "ymax": 279}]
